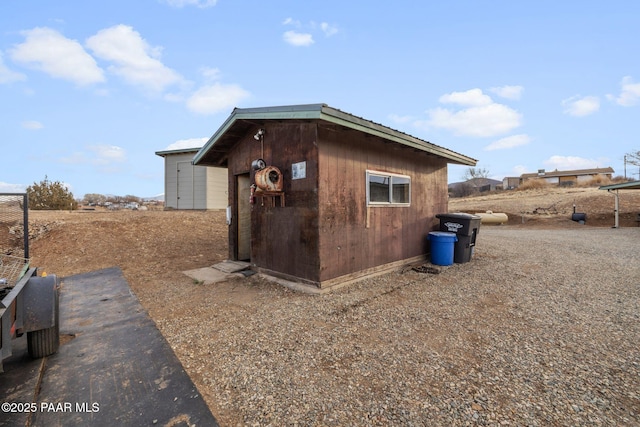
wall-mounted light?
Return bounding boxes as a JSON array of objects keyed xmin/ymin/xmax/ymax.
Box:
[{"xmin": 253, "ymin": 129, "xmax": 265, "ymax": 141}]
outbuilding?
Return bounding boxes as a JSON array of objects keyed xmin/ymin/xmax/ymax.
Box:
[
  {"xmin": 193, "ymin": 104, "xmax": 477, "ymax": 289},
  {"xmin": 521, "ymin": 167, "xmax": 614, "ymax": 186},
  {"xmin": 599, "ymin": 180, "xmax": 640, "ymax": 228},
  {"xmin": 155, "ymin": 147, "xmax": 227, "ymax": 210}
]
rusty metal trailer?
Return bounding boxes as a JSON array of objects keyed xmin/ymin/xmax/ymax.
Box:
[{"xmin": 0, "ymin": 193, "xmax": 59, "ymax": 372}]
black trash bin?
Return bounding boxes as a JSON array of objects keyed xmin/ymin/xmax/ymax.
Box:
[{"xmin": 435, "ymin": 213, "xmax": 481, "ymax": 263}]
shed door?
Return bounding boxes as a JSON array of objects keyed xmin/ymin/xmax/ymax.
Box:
[
  {"xmin": 236, "ymin": 174, "xmax": 251, "ymax": 261},
  {"xmin": 177, "ymin": 161, "xmax": 194, "ymax": 209}
]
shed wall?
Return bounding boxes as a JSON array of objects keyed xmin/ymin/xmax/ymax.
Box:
[
  {"xmin": 226, "ymin": 121, "xmax": 449, "ymax": 286},
  {"xmin": 316, "ymin": 124, "xmax": 448, "ymax": 283},
  {"xmin": 162, "ymin": 152, "xmax": 227, "ymax": 210},
  {"xmin": 226, "ymin": 122, "xmax": 321, "ymax": 283}
]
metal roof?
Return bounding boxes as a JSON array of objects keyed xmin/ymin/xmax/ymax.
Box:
[
  {"xmin": 599, "ymin": 180, "xmax": 640, "ymax": 191},
  {"xmin": 598, "ymin": 180, "xmax": 640, "ymax": 228},
  {"xmin": 192, "ymin": 103, "xmax": 477, "ymax": 167},
  {"xmin": 155, "ymin": 147, "xmax": 202, "ymax": 157},
  {"xmin": 521, "ymin": 167, "xmax": 614, "ymax": 179}
]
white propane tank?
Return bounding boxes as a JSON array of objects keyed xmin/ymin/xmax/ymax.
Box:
[{"xmin": 254, "ymin": 166, "xmax": 283, "ymax": 192}]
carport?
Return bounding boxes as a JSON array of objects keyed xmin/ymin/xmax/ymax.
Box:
[{"xmin": 599, "ymin": 180, "xmax": 640, "ymax": 228}]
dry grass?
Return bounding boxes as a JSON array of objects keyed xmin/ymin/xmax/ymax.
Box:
[
  {"xmin": 450, "ymin": 184, "xmax": 640, "ymax": 227},
  {"xmin": 516, "ymin": 177, "xmax": 617, "ymax": 191},
  {"xmin": 583, "ymin": 175, "xmax": 612, "ymax": 186},
  {"xmin": 515, "ymin": 179, "xmax": 550, "ymax": 191}
]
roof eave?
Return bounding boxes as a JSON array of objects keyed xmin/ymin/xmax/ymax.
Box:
[
  {"xmin": 193, "ymin": 104, "xmax": 477, "ymax": 167},
  {"xmin": 599, "ymin": 180, "xmax": 640, "ymax": 191},
  {"xmin": 317, "ymin": 105, "xmax": 476, "ymax": 165},
  {"xmin": 155, "ymin": 148, "xmax": 201, "ymax": 157}
]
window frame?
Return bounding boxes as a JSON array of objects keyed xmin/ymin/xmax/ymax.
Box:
[{"xmin": 366, "ymin": 170, "xmax": 411, "ymax": 206}]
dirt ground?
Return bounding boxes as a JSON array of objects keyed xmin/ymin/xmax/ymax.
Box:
[
  {"xmin": 448, "ymin": 185, "xmax": 640, "ymax": 228},
  {"xmin": 16, "ymin": 185, "xmax": 640, "ymax": 423},
  {"xmin": 25, "ymin": 186, "xmax": 638, "ymax": 282}
]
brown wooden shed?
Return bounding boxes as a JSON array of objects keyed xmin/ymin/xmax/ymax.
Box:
[{"xmin": 193, "ymin": 104, "xmax": 476, "ymax": 289}]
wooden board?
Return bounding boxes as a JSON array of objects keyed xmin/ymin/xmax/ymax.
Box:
[{"xmin": 236, "ymin": 174, "xmax": 251, "ymax": 261}]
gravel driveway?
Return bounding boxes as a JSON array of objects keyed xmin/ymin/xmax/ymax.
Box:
[{"xmin": 160, "ymin": 226, "xmax": 640, "ymax": 426}]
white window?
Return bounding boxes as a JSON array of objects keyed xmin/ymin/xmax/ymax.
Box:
[{"xmin": 366, "ymin": 170, "xmax": 411, "ymax": 206}]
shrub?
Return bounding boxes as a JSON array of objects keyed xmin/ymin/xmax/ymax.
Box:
[
  {"xmin": 611, "ymin": 175, "xmax": 630, "ymax": 183},
  {"xmin": 27, "ymin": 176, "xmax": 77, "ymax": 210},
  {"xmin": 580, "ymin": 175, "xmax": 613, "ymax": 187}
]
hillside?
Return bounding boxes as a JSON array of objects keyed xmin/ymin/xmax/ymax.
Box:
[{"xmin": 448, "ymin": 185, "xmax": 640, "ymax": 228}]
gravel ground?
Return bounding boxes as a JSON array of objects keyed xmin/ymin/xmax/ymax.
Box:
[{"xmin": 156, "ymin": 226, "xmax": 640, "ymax": 426}]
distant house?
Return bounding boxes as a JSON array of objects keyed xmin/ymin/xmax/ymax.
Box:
[
  {"xmin": 193, "ymin": 103, "xmax": 476, "ymax": 289},
  {"xmin": 502, "ymin": 177, "xmax": 521, "ymax": 190},
  {"xmin": 519, "ymin": 167, "xmax": 614, "ymax": 187},
  {"xmin": 155, "ymin": 147, "xmax": 227, "ymax": 210}
]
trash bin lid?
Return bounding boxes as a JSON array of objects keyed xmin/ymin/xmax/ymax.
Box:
[
  {"xmin": 436, "ymin": 212, "xmax": 481, "ymax": 220},
  {"xmin": 427, "ymin": 231, "xmax": 458, "ymax": 241}
]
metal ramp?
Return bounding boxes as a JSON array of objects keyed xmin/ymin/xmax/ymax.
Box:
[{"xmin": 0, "ymin": 267, "xmax": 219, "ymax": 427}]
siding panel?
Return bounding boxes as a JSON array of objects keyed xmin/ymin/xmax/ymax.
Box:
[{"xmin": 318, "ymin": 124, "xmax": 447, "ymax": 282}]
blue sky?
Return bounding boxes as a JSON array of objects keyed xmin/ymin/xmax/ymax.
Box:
[{"xmin": 2, "ymin": 0, "xmax": 639, "ymax": 198}]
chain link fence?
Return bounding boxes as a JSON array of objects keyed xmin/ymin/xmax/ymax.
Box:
[{"xmin": 0, "ymin": 193, "xmax": 29, "ymax": 288}]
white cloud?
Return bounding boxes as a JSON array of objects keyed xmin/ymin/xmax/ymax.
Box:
[
  {"xmin": 611, "ymin": 76, "xmax": 640, "ymax": 107},
  {"xmin": 422, "ymin": 89, "xmax": 522, "ymax": 137},
  {"xmin": 320, "ymin": 22, "xmax": 339, "ymax": 37},
  {"xmin": 282, "ymin": 18, "xmax": 337, "ymax": 45},
  {"xmin": 59, "ymin": 151, "xmax": 88, "ymax": 165},
  {"xmin": 0, "ymin": 182, "xmax": 27, "ymax": 192},
  {"xmin": 21, "ymin": 120, "xmax": 43, "ymax": 130},
  {"xmin": 61, "ymin": 145, "xmax": 127, "ymax": 167},
  {"xmin": 187, "ymin": 82, "xmax": 250, "ymax": 115},
  {"xmin": 164, "ymin": 137, "xmax": 207, "ymax": 151},
  {"xmin": 0, "ymin": 51, "xmax": 26, "ymax": 84},
  {"xmin": 439, "ymin": 88, "xmax": 492, "ymax": 107},
  {"xmin": 543, "ymin": 155, "xmax": 607, "ymax": 170},
  {"xmin": 161, "ymin": 0, "xmax": 217, "ymax": 8},
  {"xmin": 484, "ymin": 134, "xmax": 531, "ymax": 151},
  {"xmin": 512, "ymin": 165, "xmax": 529, "ymax": 176},
  {"xmin": 86, "ymin": 25, "xmax": 183, "ymax": 93},
  {"xmin": 200, "ymin": 66, "xmax": 222, "ymax": 81},
  {"xmin": 490, "ymin": 85, "xmax": 523, "ymax": 100},
  {"xmin": 283, "ymin": 30, "xmax": 314, "ymax": 47},
  {"xmin": 59, "ymin": 145, "xmax": 127, "ymax": 175},
  {"xmin": 562, "ymin": 95, "xmax": 600, "ymax": 117},
  {"xmin": 282, "ymin": 17, "xmax": 301, "ymax": 27},
  {"xmin": 88, "ymin": 144, "xmax": 127, "ymax": 164},
  {"xmin": 10, "ymin": 27, "xmax": 105, "ymax": 86}
]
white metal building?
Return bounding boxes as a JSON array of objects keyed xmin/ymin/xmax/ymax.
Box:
[{"xmin": 155, "ymin": 147, "xmax": 227, "ymax": 210}]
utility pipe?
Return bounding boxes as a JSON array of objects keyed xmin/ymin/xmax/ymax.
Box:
[{"xmin": 608, "ymin": 189, "xmax": 619, "ymax": 228}]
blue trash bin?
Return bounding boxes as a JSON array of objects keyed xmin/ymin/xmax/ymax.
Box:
[{"xmin": 427, "ymin": 231, "xmax": 457, "ymax": 266}]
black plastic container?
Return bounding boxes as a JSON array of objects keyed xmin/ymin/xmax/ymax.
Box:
[{"xmin": 435, "ymin": 213, "xmax": 482, "ymax": 263}]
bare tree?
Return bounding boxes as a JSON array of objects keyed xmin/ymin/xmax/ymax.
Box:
[
  {"xmin": 462, "ymin": 167, "xmax": 491, "ymax": 181},
  {"xmin": 84, "ymin": 193, "xmax": 107, "ymax": 206},
  {"xmin": 626, "ymin": 150, "xmax": 640, "ymax": 163},
  {"xmin": 624, "ymin": 150, "xmax": 640, "ymax": 179}
]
